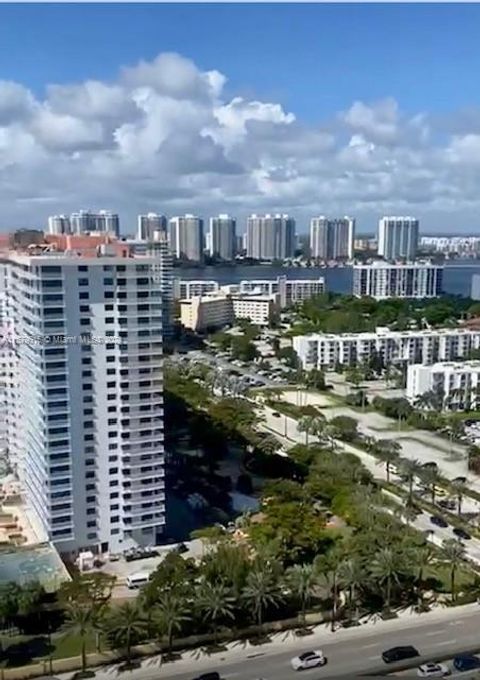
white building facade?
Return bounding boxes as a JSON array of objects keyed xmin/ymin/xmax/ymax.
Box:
[
  {"xmin": 69, "ymin": 210, "xmax": 120, "ymax": 237},
  {"xmin": 168, "ymin": 215, "xmax": 204, "ymax": 262},
  {"xmin": 246, "ymin": 214, "xmax": 296, "ymax": 260},
  {"xmin": 378, "ymin": 216, "xmax": 419, "ymax": 261},
  {"xmin": 137, "ymin": 214, "xmax": 167, "ymax": 241},
  {"xmin": 353, "ymin": 261, "xmax": 443, "ymax": 299},
  {"xmin": 293, "ymin": 327, "xmax": 480, "ymax": 371},
  {"xmin": 407, "ymin": 361, "xmax": 480, "ymax": 411},
  {"xmin": 208, "ymin": 215, "xmax": 236, "ymax": 261},
  {"xmin": 309, "ymin": 217, "xmax": 355, "ymax": 260},
  {"xmin": 5, "ymin": 252, "xmax": 165, "ymax": 555},
  {"xmin": 239, "ymin": 276, "xmax": 325, "ymax": 308}
]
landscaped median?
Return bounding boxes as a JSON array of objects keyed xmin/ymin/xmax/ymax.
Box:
[{"xmin": 1, "ymin": 612, "xmax": 333, "ymax": 680}]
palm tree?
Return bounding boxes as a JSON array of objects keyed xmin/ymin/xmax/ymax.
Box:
[
  {"xmin": 418, "ymin": 466, "xmax": 440, "ymax": 506},
  {"xmin": 286, "ymin": 563, "xmax": 319, "ymax": 628},
  {"xmin": 154, "ymin": 592, "xmax": 191, "ymax": 655},
  {"xmin": 451, "ymin": 480, "xmax": 468, "ymax": 516},
  {"xmin": 399, "ymin": 458, "xmax": 421, "ymax": 505},
  {"xmin": 64, "ymin": 604, "xmax": 97, "ymax": 675},
  {"xmin": 198, "ymin": 582, "xmax": 235, "ymax": 644},
  {"xmin": 370, "ymin": 547, "xmax": 404, "ymax": 611},
  {"xmin": 375, "ymin": 439, "xmax": 401, "ymax": 483},
  {"xmin": 104, "ymin": 602, "xmax": 148, "ymax": 667},
  {"xmin": 441, "ymin": 539, "xmax": 465, "ymax": 602},
  {"xmin": 242, "ymin": 568, "xmax": 282, "ymax": 629},
  {"xmin": 408, "ymin": 543, "xmax": 435, "ymax": 607},
  {"xmin": 316, "ymin": 547, "xmax": 344, "ymax": 631},
  {"xmin": 297, "ymin": 415, "xmax": 316, "ymax": 445},
  {"xmin": 338, "ymin": 558, "xmax": 364, "ymax": 623}
]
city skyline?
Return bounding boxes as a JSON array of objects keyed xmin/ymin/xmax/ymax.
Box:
[{"xmin": 2, "ymin": 4, "xmax": 480, "ymax": 232}]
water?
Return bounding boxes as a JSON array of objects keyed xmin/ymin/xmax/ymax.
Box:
[{"xmin": 175, "ymin": 262, "xmax": 480, "ymax": 297}]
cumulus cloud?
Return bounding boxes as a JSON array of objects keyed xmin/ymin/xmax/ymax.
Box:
[{"xmin": 1, "ymin": 51, "xmax": 480, "ymax": 229}]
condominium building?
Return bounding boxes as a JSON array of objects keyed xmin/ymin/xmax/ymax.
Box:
[
  {"xmin": 353, "ymin": 261, "xmax": 443, "ymax": 299},
  {"xmin": 180, "ymin": 294, "xmax": 234, "ymax": 332},
  {"xmin": 471, "ymin": 275, "xmax": 480, "ymax": 301},
  {"xmin": 378, "ymin": 216, "xmax": 419, "ymax": 261},
  {"xmin": 172, "ymin": 279, "xmax": 219, "ymax": 300},
  {"xmin": 238, "ymin": 276, "xmax": 325, "ymax": 308},
  {"xmin": 406, "ymin": 361, "xmax": 480, "ymax": 411},
  {"xmin": 180, "ymin": 292, "xmax": 279, "ymax": 331},
  {"xmin": 421, "ymin": 236, "xmax": 480, "ymax": 256},
  {"xmin": 168, "ymin": 215, "xmax": 204, "ymax": 262},
  {"xmin": 137, "ymin": 214, "xmax": 167, "ymax": 241},
  {"xmin": 4, "ymin": 240, "xmax": 165, "ymax": 555},
  {"xmin": 48, "ymin": 215, "xmax": 71, "ymax": 235},
  {"xmin": 231, "ymin": 294, "xmax": 279, "ymax": 326},
  {"xmin": 208, "ymin": 215, "xmax": 236, "ymax": 261},
  {"xmin": 70, "ymin": 210, "xmax": 120, "ymax": 237},
  {"xmin": 246, "ymin": 214, "xmax": 296, "ymax": 260},
  {"xmin": 293, "ymin": 327, "xmax": 480, "ymax": 371},
  {"xmin": 310, "ymin": 217, "xmax": 355, "ymax": 260}
]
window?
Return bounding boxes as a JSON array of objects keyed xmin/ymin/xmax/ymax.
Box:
[
  {"xmin": 80, "ymin": 318, "xmax": 90, "ymax": 326},
  {"xmin": 105, "ymin": 304, "xmax": 114, "ymax": 311},
  {"xmin": 83, "ymin": 396, "xmax": 93, "ymax": 403},
  {"xmin": 105, "ymin": 291, "xmax": 114, "ymax": 299},
  {"xmin": 84, "ymin": 434, "xmax": 94, "ymax": 442},
  {"xmin": 104, "ymin": 278, "xmax": 114, "ymax": 286},
  {"xmin": 85, "ymin": 459, "xmax": 95, "ymax": 466},
  {"xmin": 83, "ymin": 409, "xmax": 93, "ymax": 416},
  {"xmin": 108, "ymin": 431, "xmax": 117, "ymax": 438},
  {"xmin": 79, "ymin": 305, "xmax": 89, "ymax": 313},
  {"xmin": 85, "ymin": 471, "xmax": 95, "ymax": 479},
  {"xmin": 78, "ymin": 266, "xmax": 88, "ymax": 272},
  {"xmin": 81, "ymin": 357, "xmax": 92, "ymax": 365},
  {"xmin": 85, "ymin": 446, "xmax": 95, "ymax": 454},
  {"xmin": 83, "ymin": 383, "xmax": 93, "ymax": 391},
  {"xmin": 108, "ymin": 418, "xmax": 117, "ymax": 425},
  {"xmin": 106, "ymin": 343, "xmax": 116, "ymax": 350},
  {"xmin": 105, "ymin": 317, "xmax": 114, "ymax": 324},
  {"xmin": 87, "ymin": 532, "xmax": 97, "ymax": 540},
  {"xmin": 110, "ymin": 504, "xmax": 119, "ymax": 511},
  {"xmin": 107, "ymin": 368, "xmax": 115, "ymax": 375},
  {"xmin": 79, "ymin": 292, "xmax": 89, "ymax": 300},
  {"xmin": 109, "ymin": 467, "xmax": 118, "ymax": 474},
  {"xmin": 108, "ymin": 455, "xmax": 118, "ymax": 462},
  {"xmin": 87, "ymin": 521, "xmax": 96, "ymax": 528},
  {"xmin": 78, "ymin": 278, "xmax": 89, "ymax": 286},
  {"xmin": 109, "ymin": 480, "xmax": 118, "ymax": 487},
  {"xmin": 107, "ymin": 356, "xmax": 115, "ymax": 363},
  {"xmin": 111, "ymin": 516, "xmax": 120, "ymax": 524},
  {"xmin": 86, "ymin": 496, "xmax": 96, "ymax": 503},
  {"xmin": 110, "ymin": 492, "xmax": 119, "ymax": 499},
  {"xmin": 111, "ymin": 528, "xmax": 120, "ymax": 535},
  {"xmin": 108, "ymin": 443, "xmax": 118, "ymax": 450},
  {"xmin": 82, "ymin": 370, "xmax": 92, "ymax": 378},
  {"xmin": 86, "ymin": 484, "xmax": 95, "ymax": 491},
  {"xmin": 87, "ymin": 508, "xmax": 96, "ymax": 515}
]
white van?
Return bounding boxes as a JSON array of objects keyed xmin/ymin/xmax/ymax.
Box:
[{"xmin": 126, "ymin": 572, "xmax": 151, "ymax": 589}]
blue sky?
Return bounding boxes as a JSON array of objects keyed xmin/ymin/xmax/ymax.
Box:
[
  {"xmin": 1, "ymin": 3, "xmax": 479, "ymax": 120},
  {"xmin": 1, "ymin": 3, "xmax": 480, "ymax": 232}
]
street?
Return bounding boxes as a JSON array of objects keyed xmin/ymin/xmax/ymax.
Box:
[{"xmin": 56, "ymin": 604, "xmax": 480, "ymax": 680}]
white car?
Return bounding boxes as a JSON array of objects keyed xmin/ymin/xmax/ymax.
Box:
[
  {"xmin": 291, "ymin": 650, "xmax": 326, "ymax": 671},
  {"xmin": 417, "ymin": 662, "xmax": 450, "ymax": 677}
]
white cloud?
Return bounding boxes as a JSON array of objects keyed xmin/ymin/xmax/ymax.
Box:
[{"xmin": 1, "ymin": 51, "xmax": 480, "ymax": 230}]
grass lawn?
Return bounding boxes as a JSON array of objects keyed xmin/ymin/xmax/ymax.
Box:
[
  {"xmin": 424, "ymin": 563, "xmax": 476, "ymax": 596},
  {"xmin": 1, "ymin": 631, "xmax": 98, "ymax": 666}
]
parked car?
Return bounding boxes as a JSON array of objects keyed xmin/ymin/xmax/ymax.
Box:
[
  {"xmin": 382, "ymin": 646, "xmax": 419, "ymax": 664},
  {"xmin": 291, "ymin": 650, "xmax": 326, "ymax": 670},
  {"xmin": 417, "ymin": 662, "xmax": 450, "ymax": 677},
  {"xmin": 192, "ymin": 673, "xmax": 221, "ymax": 680},
  {"xmin": 453, "ymin": 655, "xmax": 480, "ymax": 672},
  {"xmin": 430, "ymin": 515, "xmax": 448, "ymax": 528},
  {"xmin": 272, "ymin": 412, "xmax": 281, "ymax": 418},
  {"xmin": 453, "ymin": 527, "xmax": 471, "ymax": 540},
  {"xmin": 438, "ymin": 499, "xmax": 456, "ymax": 511}
]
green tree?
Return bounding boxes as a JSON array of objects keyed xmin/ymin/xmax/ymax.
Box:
[
  {"xmin": 316, "ymin": 547, "xmax": 344, "ymax": 631},
  {"xmin": 286, "ymin": 563, "xmax": 319, "ymax": 627},
  {"xmin": 418, "ymin": 466, "xmax": 441, "ymax": 506},
  {"xmin": 338, "ymin": 558, "xmax": 364, "ymax": 623},
  {"xmin": 154, "ymin": 592, "xmax": 191, "ymax": 654},
  {"xmin": 345, "ymin": 366, "xmax": 364, "ymax": 390},
  {"xmin": 198, "ymin": 582, "xmax": 236, "ymax": 643},
  {"xmin": 400, "ymin": 458, "xmax": 421, "ymax": 505},
  {"xmin": 16, "ymin": 581, "xmax": 44, "ymax": 619},
  {"xmin": 242, "ymin": 568, "xmax": 282, "ymax": 628},
  {"xmin": 329, "ymin": 416, "xmax": 358, "ymax": 442},
  {"xmin": 375, "ymin": 439, "xmax": 401, "ymax": 483},
  {"xmin": 451, "ymin": 480, "xmax": 467, "ymax": 516},
  {"xmin": 297, "ymin": 415, "xmax": 318, "ymax": 445},
  {"xmin": 104, "ymin": 603, "xmax": 148, "ymax": 667},
  {"xmin": 64, "ymin": 604, "xmax": 99, "ymax": 674},
  {"xmin": 370, "ymin": 548, "xmax": 404, "ymax": 611},
  {"xmin": 408, "ymin": 543, "xmax": 436, "ymax": 607},
  {"xmin": 441, "ymin": 539, "xmax": 465, "ymax": 602}
]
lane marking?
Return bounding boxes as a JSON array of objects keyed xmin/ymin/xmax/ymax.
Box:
[
  {"xmin": 368, "ymin": 655, "xmax": 379, "ymax": 660},
  {"xmin": 425, "ymin": 630, "xmax": 447, "ymax": 636},
  {"xmin": 431, "ymin": 639, "xmax": 457, "ymax": 647},
  {"xmin": 360, "ymin": 643, "xmax": 379, "ymax": 649}
]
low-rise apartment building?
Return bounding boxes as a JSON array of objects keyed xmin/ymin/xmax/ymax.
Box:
[
  {"xmin": 293, "ymin": 327, "xmax": 480, "ymax": 370},
  {"xmin": 173, "ymin": 276, "xmax": 325, "ymax": 308},
  {"xmin": 353, "ymin": 261, "xmax": 443, "ymax": 299},
  {"xmin": 180, "ymin": 292, "xmax": 279, "ymax": 331},
  {"xmin": 407, "ymin": 361, "xmax": 480, "ymax": 411}
]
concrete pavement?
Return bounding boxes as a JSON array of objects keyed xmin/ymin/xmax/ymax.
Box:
[{"xmin": 56, "ymin": 604, "xmax": 480, "ymax": 680}]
